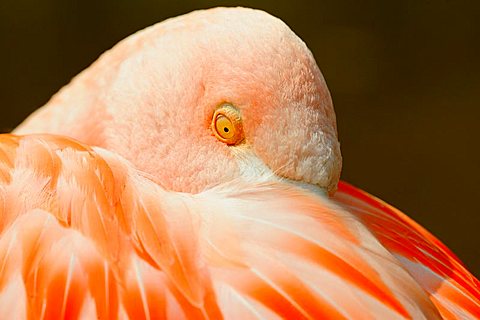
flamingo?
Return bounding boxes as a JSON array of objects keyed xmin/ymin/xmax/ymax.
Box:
[{"xmin": 1, "ymin": 7, "xmax": 478, "ymax": 319}]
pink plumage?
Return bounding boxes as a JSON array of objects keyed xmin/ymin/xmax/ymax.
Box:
[{"xmin": 1, "ymin": 7, "xmax": 478, "ymax": 319}]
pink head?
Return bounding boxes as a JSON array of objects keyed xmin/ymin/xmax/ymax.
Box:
[{"xmin": 16, "ymin": 7, "xmax": 342, "ymax": 194}]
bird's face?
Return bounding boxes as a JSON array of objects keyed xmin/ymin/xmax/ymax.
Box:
[{"xmin": 102, "ymin": 8, "xmax": 341, "ymax": 195}]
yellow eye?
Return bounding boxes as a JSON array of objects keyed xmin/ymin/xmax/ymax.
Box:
[
  {"xmin": 215, "ymin": 115, "xmax": 235, "ymax": 139},
  {"xmin": 211, "ymin": 104, "xmax": 244, "ymax": 145}
]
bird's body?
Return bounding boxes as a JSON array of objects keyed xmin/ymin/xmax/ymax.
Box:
[{"xmin": 2, "ymin": 7, "xmax": 479, "ymax": 319}]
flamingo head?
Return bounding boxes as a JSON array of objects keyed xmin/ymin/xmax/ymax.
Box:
[
  {"xmin": 20, "ymin": 7, "xmax": 342, "ymax": 195},
  {"xmin": 99, "ymin": 8, "xmax": 342, "ymax": 193}
]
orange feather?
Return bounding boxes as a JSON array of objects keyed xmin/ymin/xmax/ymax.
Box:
[{"xmin": 0, "ymin": 134, "xmax": 465, "ymax": 319}]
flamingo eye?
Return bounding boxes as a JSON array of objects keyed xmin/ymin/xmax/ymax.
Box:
[{"xmin": 211, "ymin": 104, "xmax": 244, "ymax": 145}]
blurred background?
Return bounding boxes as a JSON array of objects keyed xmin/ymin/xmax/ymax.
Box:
[{"xmin": 0, "ymin": 0, "xmax": 478, "ymax": 275}]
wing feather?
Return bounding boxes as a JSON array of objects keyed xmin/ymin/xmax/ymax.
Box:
[
  {"xmin": 0, "ymin": 134, "xmax": 462, "ymax": 318},
  {"xmin": 335, "ymin": 181, "xmax": 480, "ymax": 319},
  {"xmin": 197, "ymin": 183, "xmax": 440, "ymax": 319},
  {"xmin": 0, "ymin": 134, "xmax": 222, "ymax": 319}
]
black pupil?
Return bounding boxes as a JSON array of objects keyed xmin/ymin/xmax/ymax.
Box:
[{"xmin": 223, "ymin": 127, "xmax": 229, "ymax": 133}]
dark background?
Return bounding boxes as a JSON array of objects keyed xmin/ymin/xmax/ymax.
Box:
[{"xmin": 1, "ymin": 1, "xmax": 479, "ymax": 276}]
